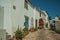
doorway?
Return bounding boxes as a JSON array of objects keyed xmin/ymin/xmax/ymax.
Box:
[
  {"xmin": 24, "ymin": 15, "xmax": 29, "ymax": 31},
  {"xmin": 39, "ymin": 18, "xmax": 44, "ymax": 29}
]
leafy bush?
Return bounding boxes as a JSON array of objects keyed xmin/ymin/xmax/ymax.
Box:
[{"xmin": 15, "ymin": 29, "xmax": 23, "ymax": 40}]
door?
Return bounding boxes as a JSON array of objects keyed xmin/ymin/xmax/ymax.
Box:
[
  {"xmin": 24, "ymin": 15, "xmax": 29, "ymax": 28},
  {"xmin": 39, "ymin": 18, "xmax": 44, "ymax": 28}
]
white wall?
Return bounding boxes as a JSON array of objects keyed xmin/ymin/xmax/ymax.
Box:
[
  {"xmin": 0, "ymin": 0, "xmax": 41, "ymax": 36},
  {"xmin": 11, "ymin": 0, "xmax": 25, "ymax": 27},
  {"xmin": 41, "ymin": 10, "xmax": 49, "ymax": 29},
  {"xmin": 11, "ymin": 0, "xmax": 34, "ymax": 29},
  {"xmin": 27, "ymin": 4, "xmax": 34, "ymax": 29},
  {"xmin": 55, "ymin": 20, "xmax": 60, "ymax": 32},
  {"xmin": 0, "ymin": 0, "xmax": 12, "ymax": 36},
  {"xmin": 35, "ymin": 9, "xmax": 40, "ymax": 27},
  {"xmin": 0, "ymin": 6, "xmax": 4, "ymax": 29},
  {"xmin": 11, "ymin": 0, "xmax": 38, "ymax": 29}
]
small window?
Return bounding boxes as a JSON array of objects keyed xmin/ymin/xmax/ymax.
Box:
[{"xmin": 13, "ymin": 5, "xmax": 16, "ymax": 10}]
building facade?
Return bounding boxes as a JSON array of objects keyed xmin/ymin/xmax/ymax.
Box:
[
  {"xmin": 0, "ymin": 0, "xmax": 40, "ymax": 37},
  {"xmin": 39, "ymin": 10, "xmax": 50, "ymax": 29},
  {"xmin": 0, "ymin": 0, "xmax": 49, "ymax": 37}
]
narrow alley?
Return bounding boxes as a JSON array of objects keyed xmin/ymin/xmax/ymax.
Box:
[{"xmin": 23, "ymin": 29, "xmax": 60, "ymax": 40}]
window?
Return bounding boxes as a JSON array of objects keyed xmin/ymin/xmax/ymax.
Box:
[
  {"xmin": 24, "ymin": 0, "xmax": 28, "ymax": 10},
  {"xmin": 13, "ymin": 5, "xmax": 16, "ymax": 10}
]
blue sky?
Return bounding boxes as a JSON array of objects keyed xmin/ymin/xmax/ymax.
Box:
[{"xmin": 29, "ymin": 0, "xmax": 60, "ymax": 19}]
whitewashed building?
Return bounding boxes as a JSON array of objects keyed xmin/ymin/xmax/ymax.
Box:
[
  {"xmin": 40, "ymin": 10, "xmax": 50, "ymax": 29},
  {"xmin": 0, "ymin": 0, "xmax": 40, "ymax": 37},
  {"xmin": 0, "ymin": 0, "xmax": 49, "ymax": 38}
]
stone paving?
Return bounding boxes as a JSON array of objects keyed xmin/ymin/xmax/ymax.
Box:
[{"xmin": 23, "ymin": 29, "xmax": 60, "ymax": 40}]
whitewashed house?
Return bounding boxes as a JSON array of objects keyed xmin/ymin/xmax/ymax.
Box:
[
  {"xmin": 0, "ymin": 0, "xmax": 49, "ymax": 38},
  {"xmin": 50, "ymin": 16, "xmax": 60, "ymax": 32},
  {"xmin": 0, "ymin": 0, "xmax": 41, "ymax": 37},
  {"xmin": 40, "ymin": 10, "xmax": 50, "ymax": 29},
  {"xmin": 54, "ymin": 17, "xmax": 60, "ymax": 32}
]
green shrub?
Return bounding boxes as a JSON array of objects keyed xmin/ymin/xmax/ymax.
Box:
[{"xmin": 15, "ymin": 29, "xmax": 23, "ymax": 40}]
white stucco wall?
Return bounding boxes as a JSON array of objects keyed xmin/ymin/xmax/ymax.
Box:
[
  {"xmin": 0, "ymin": 5, "xmax": 6, "ymax": 40},
  {"xmin": 0, "ymin": 6, "xmax": 4, "ymax": 29},
  {"xmin": 41, "ymin": 10, "xmax": 49, "ymax": 29},
  {"xmin": 0, "ymin": 0, "xmax": 12, "ymax": 36},
  {"xmin": 11, "ymin": 0, "xmax": 35, "ymax": 30},
  {"xmin": 28, "ymin": 4, "xmax": 35, "ymax": 29},
  {"xmin": 35, "ymin": 9, "xmax": 40, "ymax": 27},
  {"xmin": 0, "ymin": 0, "xmax": 40, "ymax": 36},
  {"xmin": 11, "ymin": 0, "xmax": 37, "ymax": 35},
  {"xmin": 42, "ymin": 10, "xmax": 49, "ymax": 23}
]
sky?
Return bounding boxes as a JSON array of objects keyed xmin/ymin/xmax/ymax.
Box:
[{"xmin": 29, "ymin": 0, "xmax": 60, "ymax": 19}]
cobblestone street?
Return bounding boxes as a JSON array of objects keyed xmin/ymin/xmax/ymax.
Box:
[{"xmin": 23, "ymin": 29, "xmax": 60, "ymax": 40}]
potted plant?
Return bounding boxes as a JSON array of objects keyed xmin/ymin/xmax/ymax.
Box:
[{"xmin": 15, "ymin": 28, "xmax": 23, "ymax": 40}]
